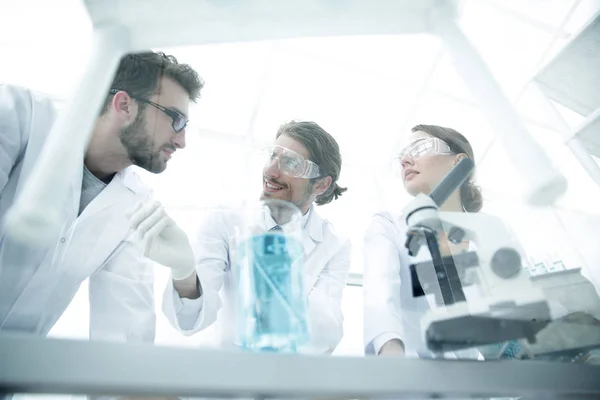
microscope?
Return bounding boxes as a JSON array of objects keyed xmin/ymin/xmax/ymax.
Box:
[{"xmin": 403, "ymin": 158, "xmax": 552, "ymax": 354}]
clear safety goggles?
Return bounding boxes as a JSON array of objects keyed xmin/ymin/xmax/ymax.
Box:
[
  {"xmin": 391, "ymin": 137, "xmax": 454, "ymax": 173},
  {"xmin": 397, "ymin": 137, "xmax": 454, "ymax": 161},
  {"xmin": 262, "ymin": 145, "xmax": 321, "ymax": 179}
]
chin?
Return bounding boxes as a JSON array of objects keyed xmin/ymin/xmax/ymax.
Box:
[
  {"xmin": 403, "ymin": 182, "xmax": 418, "ymax": 197},
  {"xmin": 404, "ymin": 181, "xmax": 430, "ymax": 197},
  {"xmin": 260, "ymin": 191, "xmax": 281, "ymax": 201},
  {"xmin": 148, "ymin": 163, "xmax": 167, "ymax": 174}
]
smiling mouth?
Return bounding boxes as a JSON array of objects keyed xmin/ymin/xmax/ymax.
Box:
[{"xmin": 264, "ymin": 180, "xmax": 285, "ymax": 193}]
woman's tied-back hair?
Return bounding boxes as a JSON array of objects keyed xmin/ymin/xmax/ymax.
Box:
[{"xmin": 411, "ymin": 124, "xmax": 483, "ymax": 212}]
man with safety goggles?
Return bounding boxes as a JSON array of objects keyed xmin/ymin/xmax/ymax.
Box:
[
  {"xmin": 134, "ymin": 120, "xmax": 351, "ymax": 354},
  {"xmin": 260, "ymin": 143, "xmax": 326, "ymax": 213}
]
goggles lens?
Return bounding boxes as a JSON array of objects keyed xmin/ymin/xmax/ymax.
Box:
[
  {"xmin": 263, "ymin": 145, "xmax": 320, "ymax": 179},
  {"xmin": 398, "ymin": 137, "xmax": 453, "ymax": 160},
  {"xmin": 391, "ymin": 137, "xmax": 454, "ymax": 175}
]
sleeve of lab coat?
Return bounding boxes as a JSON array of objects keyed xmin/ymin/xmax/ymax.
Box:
[
  {"xmin": 302, "ymin": 238, "xmax": 352, "ymax": 354},
  {"xmin": 88, "ymin": 244, "xmax": 157, "ymax": 343},
  {"xmin": 0, "ymin": 85, "xmax": 38, "ymax": 193},
  {"xmin": 363, "ymin": 213, "xmax": 405, "ymax": 354},
  {"xmin": 162, "ymin": 210, "xmax": 229, "ymax": 335}
]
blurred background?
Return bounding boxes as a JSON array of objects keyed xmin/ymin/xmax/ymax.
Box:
[{"xmin": 1, "ymin": 0, "xmax": 600, "ymax": 356}]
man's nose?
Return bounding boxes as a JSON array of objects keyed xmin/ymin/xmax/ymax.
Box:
[
  {"xmin": 172, "ymin": 130, "xmax": 186, "ymax": 149},
  {"xmin": 264, "ymin": 157, "xmax": 281, "ymax": 177}
]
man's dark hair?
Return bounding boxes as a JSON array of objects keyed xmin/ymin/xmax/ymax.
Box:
[
  {"xmin": 103, "ymin": 50, "xmax": 204, "ymax": 112},
  {"xmin": 276, "ymin": 121, "xmax": 347, "ymax": 206}
]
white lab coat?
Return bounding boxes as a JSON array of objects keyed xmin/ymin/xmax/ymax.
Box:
[
  {"xmin": 0, "ymin": 84, "xmax": 156, "ymax": 342},
  {"xmin": 163, "ymin": 206, "xmax": 351, "ymax": 353},
  {"xmin": 363, "ymin": 211, "xmax": 482, "ymax": 359}
]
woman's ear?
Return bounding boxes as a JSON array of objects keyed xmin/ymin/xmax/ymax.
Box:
[{"xmin": 453, "ymin": 153, "xmax": 468, "ymax": 166}]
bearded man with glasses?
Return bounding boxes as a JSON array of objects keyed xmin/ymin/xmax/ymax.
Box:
[{"xmin": 0, "ymin": 50, "xmax": 203, "ymax": 343}]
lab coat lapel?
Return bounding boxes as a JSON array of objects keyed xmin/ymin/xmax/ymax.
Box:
[
  {"xmin": 78, "ymin": 169, "xmax": 144, "ymax": 221},
  {"xmin": 72, "ymin": 169, "xmax": 148, "ymax": 274},
  {"xmin": 301, "ymin": 209, "xmax": 324, "ymax": 282}
]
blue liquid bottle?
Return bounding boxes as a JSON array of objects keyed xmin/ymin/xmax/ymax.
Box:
[{"xmin": 235, "ymin": 231, "xmax": 309, "ymax": 352}]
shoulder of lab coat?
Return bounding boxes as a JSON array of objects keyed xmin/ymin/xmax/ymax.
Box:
[
  {"xmin": 0, "ymin": 84, "xmax": 57, "ymax": 194},
  {"xmin": 300, "ymin": 207, "xmax": 352, "ymax": 354},
  {"xmin": 162, "ymin": 207, "xmax": 231, "ymax": 335},
  {"xmin": 363, "ymin": 210, "xmax": 407, "ymax": 354},
  {"xmin": 88, "ymin": 167, "xmax": 156, "ymax": 343}
]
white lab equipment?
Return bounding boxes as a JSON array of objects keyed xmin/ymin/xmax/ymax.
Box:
[
  {"xmin": 162, "ymin": 204, "xmax": 351, "ymax": 354},
  {"xmin": 401, "ymin": 159, "xmax": 552, "ymax": 353},
  {"xmin": 0, "ymin": 84, "xmax": 156, "ymax": 342},
  {"xmin": 363, "ymin": 166, "xmax": 600, "ymax": 361}
]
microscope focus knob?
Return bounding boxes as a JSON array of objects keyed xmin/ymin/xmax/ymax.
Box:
[
  {"xmin": 448, "ymin": 226, "xmax": 466, "ymax": 244},
  {"xmin": 491, "ymin": 247, "xmax": 522, "ymax": 279}
]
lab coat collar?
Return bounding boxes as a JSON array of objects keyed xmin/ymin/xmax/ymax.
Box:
[
  {"xmin": 301, "ymin": 205, "xmax": 324, "ymax": 257},
  {"xmin": 304, "ymin": 205, "xmax": 323, "ymax": 243},
  {"xmin": 120, "ymin": 167, "xmax": 149, "ymax": 194},
  {"xmin": 77, "ymin": 167, "xmax": 148, "ymax": 221}
]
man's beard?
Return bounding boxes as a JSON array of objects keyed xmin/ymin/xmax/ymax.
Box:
[
  {"xmin": 119, "ymin": 110, "xmax": 165, "ymax": 174},
  {"xmin": 292, "ymin": 182, "xmax": 315, "ymax": 212}
]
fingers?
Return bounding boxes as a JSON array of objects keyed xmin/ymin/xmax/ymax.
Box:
[
  {"xmin": 143, "ymin": 214, "xmax": 170, "ymax": 242},
  {"xmin": 130, "ymin": 200, "xmax": 161, "ymax": 231},
  {"xmin": 136, "ymin": 205, "xmax": 166, "ymax": 238}
]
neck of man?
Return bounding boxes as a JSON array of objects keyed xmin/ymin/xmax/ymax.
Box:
[
  {"xmin": 85, "ymin": 123, "xmax": 132, "ymax": 182},
  {"xmin": 298, "ymin": 203, "xmax": 311, "ymax": 215}
]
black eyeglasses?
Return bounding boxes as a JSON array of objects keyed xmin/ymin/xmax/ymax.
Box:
[{"xmin": 109, "ymin": 89, "xmax": 189, "ymax": 133}]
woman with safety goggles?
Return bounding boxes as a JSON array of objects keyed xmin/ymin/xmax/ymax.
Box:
[{"xmin": 363, "ymin": 124, "xmax": 483, "ymax": 359}]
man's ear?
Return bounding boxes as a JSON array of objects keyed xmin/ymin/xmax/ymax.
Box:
[
  {"xmin": 314, "ymin": 176, "xmax": 332, "ymax": 196},
  {"xmin": 111, "ymin": 90, "xmax": 138, "ymax": 124}
]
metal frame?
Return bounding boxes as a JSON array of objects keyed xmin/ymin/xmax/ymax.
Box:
[
  {"xmin": 4, "ymin": 0, "xmax": 568, "ymax": 246},
  {"xmin": 527, "ymin": 82, "xmax": 600, "ymax": 188},
  {"xmin": 528, "ymin": 10, "xmax": 600, "ymax": 189},
  {"xmin": 1, "ymin": 334, "xmax": 599, "ymax": 399}
]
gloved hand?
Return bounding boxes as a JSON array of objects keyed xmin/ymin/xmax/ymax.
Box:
[{"xmin": 129, "ymin": 200, "xmax": 195, "ymax": 280}]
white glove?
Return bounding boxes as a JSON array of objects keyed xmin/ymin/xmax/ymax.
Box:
[{"xmin": 129, "ymin": 200, "xmax": 195, "ymax": 280}]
